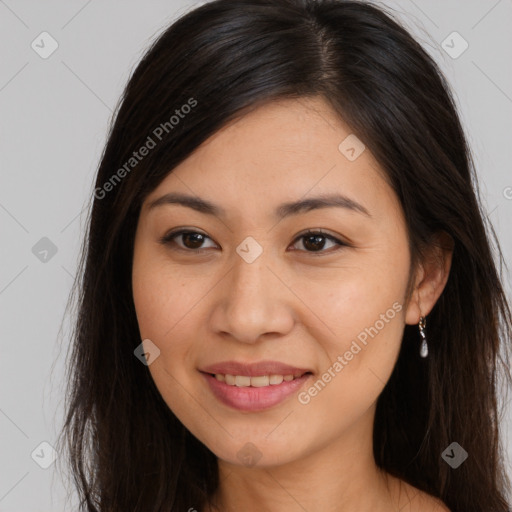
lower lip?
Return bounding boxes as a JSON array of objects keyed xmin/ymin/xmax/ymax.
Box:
[{"xmin": 201, "ymin": 372, "xmax": 312, "ymax": 412}]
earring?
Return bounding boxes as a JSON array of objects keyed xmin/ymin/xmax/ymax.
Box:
[{"xmin": 418, "ymin": 316, "xmax": 428, "ymax": 358}]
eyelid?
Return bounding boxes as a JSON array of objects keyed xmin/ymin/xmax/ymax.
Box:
[
  {"xmin": 158, "ymin": 228, "xmax": 216, "ymax": 252},
  {"xmin": 159, "ymin": 227, "xmax": 351, "ymax": 254},
  {"xmin": 290, "ymin": 228, "xmax": 350, "ymax": 255}
]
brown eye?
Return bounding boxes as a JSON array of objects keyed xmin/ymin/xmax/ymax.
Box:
[
  {"xmin": 159, "ymin": 228, "xmax": 348, "ymax": 255},
  {"xmin": 301, "ymin": 233, "xmax": 331, "ymax": 251},
  {"xmin": 290, "ymin": 230, "xmax": 347, "ymax": 254},
  {"xmin": 178, "ymin": 232, "xmax": 207, "ymax": 249},
  {"xmin": 159, "ymin": 229, "xmax": 217, "ymax": 252}
]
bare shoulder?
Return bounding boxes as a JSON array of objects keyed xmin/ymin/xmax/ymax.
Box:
[
  {"xmin": 415, "ymin": 491, "xmax": 451, "ymax": 512},
  {"xmin": 393, "ymin": 478, "xmax": 451, "ymax": 512}
]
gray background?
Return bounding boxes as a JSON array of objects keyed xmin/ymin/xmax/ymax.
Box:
[{"xmin": 0, "ymin": 0, "xmax": 511, "ymax": 510}]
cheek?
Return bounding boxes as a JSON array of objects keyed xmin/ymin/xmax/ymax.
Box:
[
  {"xmin": 289, "ymin": 290, "xmax": 405, "ymax": 446},
  {"xmin": 132, "ymin": 250, "xmax": 219, "ymax": 398},
  {"xmin": 132, "ymin": 243, "xmax": 197, "ymax": 341},
  {"xmin": 132, "ymin": 257, "xmax": 205, "ymax": 416},
  {"xmin": 292, "ymin": 249, "xmax": 408, "ymax": 406},
  {"xmin": 296, "ymin": 252, "xmax": 407, "ymax": 347}
]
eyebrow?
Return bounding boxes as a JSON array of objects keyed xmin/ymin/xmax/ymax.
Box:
[{"xmin": 147, "ymin": 191, "xmax": 371, "ymax": 219}]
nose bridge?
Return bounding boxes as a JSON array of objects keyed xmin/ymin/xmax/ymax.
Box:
[
  {"xmin": 231, "ymin": 249, "xmax": 270, "ymax": 302},
  {"xmin": 213, "ymin": 242, "xmax": 294, "ymax": 343},
  {"xmin": 230, "ymin": 234, "xmax": 274, "ymax": 301}
]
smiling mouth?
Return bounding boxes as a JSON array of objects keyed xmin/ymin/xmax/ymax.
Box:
[
  {"xmin": 200, "ymin": 370, "xmax": 314, "ymax": 412},
  {"xmin": 204, "ymin": 372, "xmax": 313, "ymax": 388}
]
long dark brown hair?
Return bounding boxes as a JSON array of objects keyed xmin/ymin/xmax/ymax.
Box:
[{"xmin": 56, "ymin": 0, "xmax": 512, "ymax": 510}]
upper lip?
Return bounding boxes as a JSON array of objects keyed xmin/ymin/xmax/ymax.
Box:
[{"xmin": 200, "ymin": 360, "xmax": 313, "ymax": 377}]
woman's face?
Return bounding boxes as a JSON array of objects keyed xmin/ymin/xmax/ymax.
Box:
[{"xmin": 132, "ymin": 96, "xmax": 419, "ymax": 467}]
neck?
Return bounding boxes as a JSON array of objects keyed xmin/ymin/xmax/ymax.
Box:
[{"xmin": 205, "ymin": 407, "xmax": 403, "ymax": 512}]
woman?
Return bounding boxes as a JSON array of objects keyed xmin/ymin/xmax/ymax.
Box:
[{"xmin": 57, "ymin": 0, "xmax": 512, "ymax": 510}]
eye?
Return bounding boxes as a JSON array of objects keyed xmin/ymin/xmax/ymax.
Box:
[
  {"xmin": 159, "ymin": 228, "xmax": 349, "ymax": 254},
  {"xmin": 159, "ymin": 229, "xmax": 217, "ymax": 253},
  {"xmin": 290, "ymin": 229, "xmax": 347, "ymax": 254}
]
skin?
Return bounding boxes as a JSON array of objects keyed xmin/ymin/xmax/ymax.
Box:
[{"xmin": 131, "ymin": 96, "xmax": 453, "ymax": 511}]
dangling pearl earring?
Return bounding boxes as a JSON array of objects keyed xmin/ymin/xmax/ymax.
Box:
[{"xmin": 418, "ymin": 315, "xmax": 428, "ymax": 358}]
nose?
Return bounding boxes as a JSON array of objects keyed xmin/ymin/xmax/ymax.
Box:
[{"xmin": 209, "ymin": 252, "xmax": 295, "ymax": 345}]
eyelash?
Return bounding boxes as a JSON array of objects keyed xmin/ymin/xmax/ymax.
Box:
[{"xmin": 158, "ymin": 228, "xmax": 349, "ymax": 255}]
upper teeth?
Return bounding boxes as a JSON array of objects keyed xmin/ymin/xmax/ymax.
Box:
[{"xmin": 215, "ymin": 374, "xmax": 302, "ymax": 387}]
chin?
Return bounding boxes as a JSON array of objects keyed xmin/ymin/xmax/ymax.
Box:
[{"xmin": 199, "ymin": 432, "xmax": 306, "ymax": 469}]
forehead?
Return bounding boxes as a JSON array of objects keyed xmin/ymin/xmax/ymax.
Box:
[{"xmin": 143, "ymin": 97, "xmax": 400, "ymax": 224}]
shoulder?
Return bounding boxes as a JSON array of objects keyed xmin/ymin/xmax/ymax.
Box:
[
  {"xmin": 393, "ymin": 478, "xmax": 451, "ymax": 512},
  {"xmin": 415, "ymin": 492, "xmax": 451, "ymax": 512},
  {"xmin": 407, "ymin": 489, "xmax": 451, "ymax": 511}
]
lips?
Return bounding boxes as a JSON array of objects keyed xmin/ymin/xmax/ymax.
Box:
[
  {"xmin": 199, "ymin": 360, "xmax": 314, "ymax": 411},
  {"xmin": 200, "ymin": 360, "xmax": 312, "ymax": 377}
]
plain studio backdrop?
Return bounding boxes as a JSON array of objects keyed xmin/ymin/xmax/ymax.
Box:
[{"xmin": 0, "ymin": 0, "xmax": 511, "ymax": 510}]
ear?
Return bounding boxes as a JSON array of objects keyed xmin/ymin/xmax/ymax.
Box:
[{"xmin": 405, "ymin": 231, "xmax": 454, "ymax": 325}]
